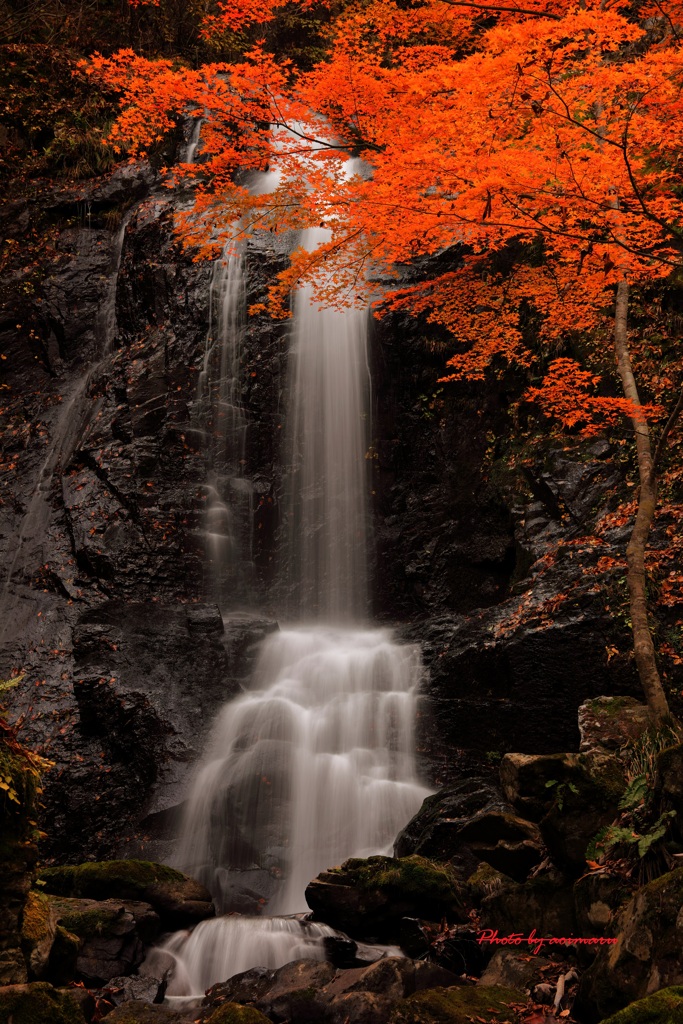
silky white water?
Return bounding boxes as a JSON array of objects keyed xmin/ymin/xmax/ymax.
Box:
[
  {"xmin": 283, "ymin": 227, "xmax": 370, "ymax": 621},
  {"xmin": 152, "ymin": 153, "xmax": 431, "ymax": 998},
  {"xmin": 176, "ymin": 626, "xmax": 429, "ymax": 916},
  {"xmin": 150, "ymin": 916, "xmax": 337, "ymax": 1002}
]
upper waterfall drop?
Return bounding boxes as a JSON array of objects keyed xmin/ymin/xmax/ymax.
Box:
[{"xmin": 283, "ymin": 227, "xmax": 370, "ymax": 622}]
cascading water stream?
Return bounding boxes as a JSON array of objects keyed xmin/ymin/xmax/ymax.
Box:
[
  {"xmin": 195, "ymin": 163, "xmax": 281, "ymax": 604},
  {"xmin": 152, "ymin": 156, "xmax": 431, "ymax": 1001},
  {"xmin": 197, "ymin": 244, "xmax": 250, "ymax": 604}
]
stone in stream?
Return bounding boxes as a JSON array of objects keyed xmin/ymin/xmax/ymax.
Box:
[
  {"xmin": 305, "ymin": 855, "xmax": 469, "ymax": 941},
  {"xmin": 204, "ymin": 956, "xmax": 462, "ymax": 1024}
]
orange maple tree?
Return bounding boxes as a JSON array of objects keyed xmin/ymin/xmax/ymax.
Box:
[{"xmin": 86, "ymin": 0, "xmax": 683, "ymax": 722}]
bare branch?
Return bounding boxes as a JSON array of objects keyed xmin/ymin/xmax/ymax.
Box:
[{"xmin": 438, "ymin": 0, "xmax": 560, "ymax": 18}]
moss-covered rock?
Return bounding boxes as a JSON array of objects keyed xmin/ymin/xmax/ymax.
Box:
[
  {"xmin": 45, "ymin": 895, "xmax": 159, "ymax": 985},
  {"xmin": 466, "ymin": 862, "xmax": 515, "ymax": 903},
  {"xmin": 394, "ymin": 780, "xmax": 543, "ymax": 882},
  {"xmin": 20, "ymin": 890, "xmax": 57, "ymax": 979},
  {"xmin": 576, "ymin": 867, "xmax": 683, "ymax": 1022},
  {"xmin": 0, "ymin": 981, "xmax": 86, "ymax": 1024},
  {"xmin": 600, "ymin": 987, "xmax": 683, "ymax": 1023},
  {"xmin": 39, "ymin": 860, "xmax": 213, "ymax": 928},
  {"xmin": 499, "ymin": 752, "xmax": 579, "ymax": 821},
  {"xmin": 205, "ymin": 1004, "xmax": 273, "ymax": 1024},
  {"xmin": 388, "ymin": 984, "xmax": 527, "ymax": 1023},
  {"xmin": 305, "ymin": 855, "xmax": 468, "ymax": 939}
]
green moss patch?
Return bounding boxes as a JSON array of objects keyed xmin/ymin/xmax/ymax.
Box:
[
  {"xmin": 46, "ymin": 895, "xmax": 127, "ymax": 941},
  {"xmin": 336, "ymin": 855, "xmax": 463, "ymax": 905},
  {"xmin": 389, "ymin": 984, "xmax": 527, "ymax": 1023},
  {"xmin": 105, "ymin": 1000, "xmax": 187, "ymax": 1022},
  {"xmin": 0, "ymin": 981, "xmax": 85, "ymax": 1024},
  {"xmin": 601, "ymin": 986, "xmax": 683, "ymax": 1023},
  {"xmin": 206, "ymin": 1003, "xmax": 272, "ymax": 1024}
]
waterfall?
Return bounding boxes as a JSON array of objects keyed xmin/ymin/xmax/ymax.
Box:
[
  {"xmin": 150, "ymin": 153, "xmax": 431, "ymax": 999},
  {"xmin": 283, "ymin": 228, "xmax": 369, "ymax": 621}
]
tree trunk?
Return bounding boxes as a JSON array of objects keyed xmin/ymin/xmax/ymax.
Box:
[{"xmin": 613, "ymin": 276, "xmax": 671, "ymax": 724}]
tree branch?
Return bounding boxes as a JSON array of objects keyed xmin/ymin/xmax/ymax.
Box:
[{"xmin": 438, "ymin": 0, "xmax": 560, "ymax": 19}]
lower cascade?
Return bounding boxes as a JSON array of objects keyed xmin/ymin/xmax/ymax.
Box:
[
  {"xmin": 148, "ymin": 201, "xmax": 431, "ymax": 996},
  {"xmin": 151, "ymin": 917, "xmax": 338, "ymax": 1002},
  {"xmin": 155, "ymin": 627, "xmax": 430, "ymax": 996},
  {"xmin": 177, "ymin": 627, "xmax": 430, "ymax": 916}
]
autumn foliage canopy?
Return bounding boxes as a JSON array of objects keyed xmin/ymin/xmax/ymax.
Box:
[{"xmin": 87, "ymin": 0, "xmax": 683, "ymax": 436}]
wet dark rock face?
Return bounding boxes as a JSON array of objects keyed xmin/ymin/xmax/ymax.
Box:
[
  {"xmin": 0, "ymin": 145, "xmax": 666, "ymax": 862},
  {"xmin": 0, "ymin": 157, "xmax": 287, "ymax": 861}
]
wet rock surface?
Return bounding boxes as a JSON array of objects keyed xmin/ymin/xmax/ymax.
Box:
[
  {"xmin": 205, "ymin": 956, "xmax": 462, "ymax": 1024},
  {"xmin": 394, "ymin": 777, "xmax": 544, "ymax": 882}
]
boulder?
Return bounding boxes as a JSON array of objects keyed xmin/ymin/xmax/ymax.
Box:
[
  {"xmin": 203, "ymin": 1007, "xmax": 272, "ymax": 1024},
  {"xmin": 106, "ymin": 972, "xmax": 168, "ymax": 1006},
  {"xmin": 305, "ymin": 855, "xmax": 468, "ymax": 940},
  {"xmin": 578, "ymin": 697, "xmax": 652, "ymax": 754},
  {"xmin": 0, "ymin": 981, "xmax": 86, "ymax": 1024},
  {"xmin": 599, "ymin": 986, "xmax": 683, "ymax": 1023},
  {"xmin": 47, "ymin": 895, "xmax": 159, "ymax": 985},
  {"xmin": 208, "ymin": 956, "xmax": 462, "ymax": 1024},
  {"xmin": 540, "ymin": 751, "xmax": 627, "ymax": 872},
  {"xmin": 20, "ymin": 890, "xmax": 57, "ymax": 979},
  {"xmin": 655, "ymin": 743, "xmax": 683, "ymax": 842},
  {"xmin": 388, "ymin": 984, "xmax": 527, "ymax": 1023},
  {"xmin": 576, "ymin": 867, "xmax": 683, "ymax": 1022},
  {"xmin": 105, "ymin": 1001, "xmax": 194, "ymax": 1023},
  {"xmin": 394, "ymin": 779, "xmax": 543, "ymax": 882},
  {"xmin": 39, "ymin": 860, "xmax": 213, "ymax": 929}
]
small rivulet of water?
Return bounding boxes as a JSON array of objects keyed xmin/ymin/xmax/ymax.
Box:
[
  {"xmin": 148, "ymin": 150, "xmax": 432, "ymax": 999},
  {"xmin": 0, "ymin": 205, "xmax": 132, "ymax": 643}
]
